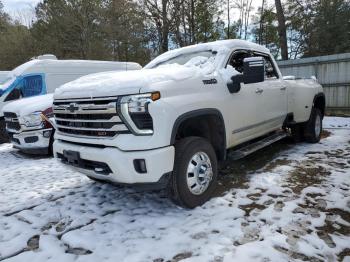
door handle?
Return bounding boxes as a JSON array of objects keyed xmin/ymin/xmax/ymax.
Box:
[
  {"xmin": 280, "ymin": 86, "xmax": 287, "ymax": 91},
  {"xmin": 255, "ymin": 88, "xmax": 263, "ymax": 94}
]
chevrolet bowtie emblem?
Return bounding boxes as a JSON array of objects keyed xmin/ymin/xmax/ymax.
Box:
[{"xmin": 67, "ymin": 103, "xmax": 79, "ymax": 113}]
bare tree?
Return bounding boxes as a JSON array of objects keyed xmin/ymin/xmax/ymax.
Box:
[
  {"xmin": 274, "ymin": 0, "xmax": 288, "ymax": 59},
  {"xmin": 233, "ymin": 0, "xmax": 253, "ymax": 39},
  {"xmin": 243, "ymin": 0, "xmax": 253, "ymax": 39},
  {"xmin": 227, "ymin": 0, "xmax": 230, "ymax": 38},
  {"xmin": 143, "ymin": 0, "xmax": 173, "ymax": 53},
  {"xmin": 259, "ymin": 0, "xmax": 265, "ymax": 44}
]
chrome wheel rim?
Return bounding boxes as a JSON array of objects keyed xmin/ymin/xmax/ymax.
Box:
[
  {"xmin": 186, "ymin": 152, "xmax": 213, "ymax": 195},
  {"xmin": 315, "ymin": 114, "xmax": 321, "ymax": 137}
]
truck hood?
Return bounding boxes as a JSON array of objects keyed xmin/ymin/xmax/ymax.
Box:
[
  {"xmin": 2, "ymin": 94, "xmax": 53, "ymax": 117},
  {"xmin": 54, "ymin": 64, "xmax": 213, "ymax": 99}
]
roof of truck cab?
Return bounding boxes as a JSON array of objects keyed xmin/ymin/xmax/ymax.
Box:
[
  {"xmin": 145, "ymin": 39, "xmax": 270, "ymax": 68},
  {"xmin": 193, "ymin": 39, "xmax": 270, "ymax": 53},
  {"xmin": 10, "ymin": 59, "xmax": 141, "ymax": 77}
]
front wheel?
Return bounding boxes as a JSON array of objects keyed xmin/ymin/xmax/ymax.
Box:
[
  {"xmin": 304, "ymin": 108, "xmax": 322, "ymax": 143},
  {"xmin": 169, "ymin": 137, "xmax": 218, "ymax": 208}
]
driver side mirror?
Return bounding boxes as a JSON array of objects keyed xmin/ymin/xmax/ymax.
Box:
[
  {"xmin": 227, "ymin": 74, "xmax": 243, "ymax": 93},
  {"xmin": 227, "ymin": 57, "xmax": 265, "ymax": 93}
]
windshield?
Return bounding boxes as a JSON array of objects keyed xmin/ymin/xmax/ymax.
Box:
[{"xmin": 149, "ymin": 50, "xmax": 216, "ymax": 68}]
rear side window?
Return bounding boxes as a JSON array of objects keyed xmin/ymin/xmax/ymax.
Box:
[
  {"xmin": 253, "ymin": 54, "xmax": 279, "ymax": 79},
  {"xmin": 22, "ymin": 75, "xmax": 43, "ymax": 97}
]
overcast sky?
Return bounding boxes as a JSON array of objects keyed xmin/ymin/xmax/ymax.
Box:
[
  {"xmin": 2, "ymin": 0, "xmax": 41, "ymax": 12},
  {"xmin": 2, "ymin": 0, "xmax": 272, "ymax": 26},
  {"xmin": 3, "ymin": 0, "xmax": 269, "ymax": 14}
]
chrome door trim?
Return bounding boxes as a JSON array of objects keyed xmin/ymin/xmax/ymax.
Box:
[{"xmin": 232, "ymin": 115, "xmax": 286, "ymax": 134}]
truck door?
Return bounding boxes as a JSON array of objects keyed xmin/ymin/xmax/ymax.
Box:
[
  {"xmin": 225, "ymin": 50, "xmax": 261, "ymax": 146},
  {"xmin": 253, "ymin": 53, "xmax": 288, "ymax": 134}
]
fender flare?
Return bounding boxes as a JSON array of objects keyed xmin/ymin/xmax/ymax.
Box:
[{"xmin": 170, "ymin": 108, "xmax": 227, "ymax": 160}]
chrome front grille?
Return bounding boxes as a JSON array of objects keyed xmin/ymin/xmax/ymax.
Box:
[
  {"xmin": 53, "ymin": 97, "xmax": 130, "ymax": 138},
  {"xmin": 4, "ymin": 112, "xmax": 21, "ymax": 131}
]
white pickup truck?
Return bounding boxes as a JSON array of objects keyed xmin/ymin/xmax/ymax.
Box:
[{"xmin": 53, "ymin": 40, "xmax": 325, "ymax": 208}]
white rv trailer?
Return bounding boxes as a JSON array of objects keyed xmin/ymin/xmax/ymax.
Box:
[{"xmin": 0, "ymin": 55, "xmax": 142, "ymax": 144}]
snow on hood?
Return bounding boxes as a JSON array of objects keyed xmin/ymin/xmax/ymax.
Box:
[
  {"xmin": 2, "ymin": 94, "xmax": 53, "ymax": 117},
  {"xmin": 54, "ymin": 65, "xmax": 205, "ymax": 98}
]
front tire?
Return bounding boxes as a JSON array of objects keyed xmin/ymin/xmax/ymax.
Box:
[
  {"xmin": 290, "ymin": 123, "xmax": 304, "ymax": 143},
  {"xmin": 169, "ymin": 137, "xmax": 218, "ymax": 208},
  {"xmin": 304, "ymin": 108, "xmax": 322, "ymax": 143}
]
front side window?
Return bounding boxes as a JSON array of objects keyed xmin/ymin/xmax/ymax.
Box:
[
  {"xmin": 4, "ymin": 78, "xmax": 24, "ymax": 102},
  {"xmin": 253, "ymin": 54, "xmax": 279, "ymax": 79},
  {"xmin": 21, "ymin": 75, "xmax": 43, "ymax": 97},
  {"xmin": 4, "ymin": 88, "xmax": 21, "ymax": 102},
  {"xmin": 228, "ymin": 51, "xmax": 279, "ymax": 80}
]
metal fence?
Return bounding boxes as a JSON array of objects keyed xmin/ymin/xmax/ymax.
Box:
[{"xmin": 277, "ymin": 53, "xmax": 350, "ymax": 115}]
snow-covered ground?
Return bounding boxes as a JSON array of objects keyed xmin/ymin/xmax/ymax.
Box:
[{"xmin": 0, "ymin": 117, "xmax": 349, "ymax": 262}]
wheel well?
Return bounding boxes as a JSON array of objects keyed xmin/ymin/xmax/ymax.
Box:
[
  {"xmin": 171, "ymin": 111, "xmax": 226, "ymax": 161},
  {"xmin": 313, "ymin": 94, "xmax": 326, "ymax": 118}
]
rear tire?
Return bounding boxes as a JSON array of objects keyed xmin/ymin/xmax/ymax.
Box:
[
  {"xmin": 304, "ymin": 108, "xmax": 322, "ymax": 143},
  {"xmin": 0, "ymin": 119, "xmax": 9, "ymax": 144},
  {"xmin": 168, "ymin": 137, "xmax": 218, "ymax": 208}
]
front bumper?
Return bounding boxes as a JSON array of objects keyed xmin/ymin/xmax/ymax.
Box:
[
  {"xmin": 53, "ymin": 140, "xmax": 175, "ymax": 184},
  {"xmin": 8, "ymin": 128, "xmax": 53, "ymax": 154}
]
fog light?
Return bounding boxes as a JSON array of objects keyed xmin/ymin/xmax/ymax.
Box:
[
  {"xmin": 43, "ymin": 130, "xmax": 51, "ymax": 138},
  {"xmin": 24, "ymin": 136, "xmax": 38, "ymax": 144},
  {"xmin": 133, "ymin": 159, "xmax": 147, "ymax": 174}
]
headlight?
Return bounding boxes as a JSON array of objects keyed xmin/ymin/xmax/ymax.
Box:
[
  {"xmin": 21, "ymin": 112, "xmax": 44, "ymax": 128},
  {"xmin": 118, "ymin": 92, "xmax": 160, "ymax": 135}
]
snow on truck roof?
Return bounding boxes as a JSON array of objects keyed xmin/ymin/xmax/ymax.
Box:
[
  {"xmin": 146, "ymin": 39, "xmax": 270, "ymax": 68},
  {"xmin": 10, "ymin": 59, "xmax": 141, "ymax": 78}
]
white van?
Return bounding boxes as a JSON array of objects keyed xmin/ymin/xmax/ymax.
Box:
[
  {"xmin": 0, "ymin": 71, "xmax": 10, "ymax": 83},
  {"xmin": 0, "ymin": 55, "xmax": 142, "ymax": 145}
]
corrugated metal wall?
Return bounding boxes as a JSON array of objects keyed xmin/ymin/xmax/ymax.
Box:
[{"xmin": 277, "ymin": 53, "xmax": 350, "ymax": 114}]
